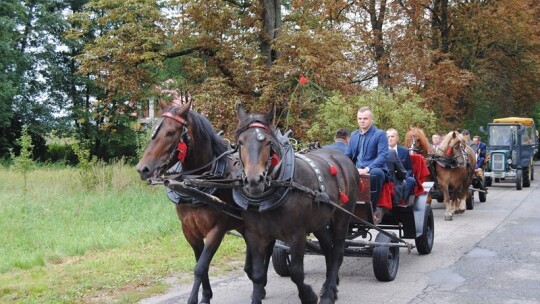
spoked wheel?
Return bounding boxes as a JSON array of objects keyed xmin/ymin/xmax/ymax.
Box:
[
  {"xmin": 516, "ymin": 169, "xmax": 523, "ymax": 190},
  {"xmin": 415, "ymin": 205, "xmax": 434, "ymax": 254},
  {"xmin": 466, "ymin": 189, "xmax": 474, "ymax": 210},
  {"xmin": 272, "ymin": 240, "xmax": 290, "ymax": 277},
  {"xmin": 372, "ymin": 232, "xmax": 400, "ymax": 282}
]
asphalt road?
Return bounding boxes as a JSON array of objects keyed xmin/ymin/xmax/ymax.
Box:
[{"xmin": 141, "ymin": 163, "xmax": 540, "ymax": 304}]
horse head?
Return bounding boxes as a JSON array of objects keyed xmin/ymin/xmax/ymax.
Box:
[
  {"xmin": 440, "ymin": 131, "xmax": 469, "ymax": 167},
  {"xmin": 136, "ymin": 95, "xmax": 192, "ymax": 181},
  {"xmin": 235, "ymin": 103, "xmax": 278, "ymax": 196},
  {"xmin": 405, "ymin": 127, "xmax": 430, "ymax": 156}
]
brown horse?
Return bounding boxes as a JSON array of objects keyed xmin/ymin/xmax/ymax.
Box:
[
  {"xmin": 234, "ymin": 104, "xmax": 359, "ymax": 304},
  {"xmin": 404, "ymin": 127, "xmax": 432, "ymax": 157},
  {"xmin": 136, "ymin": 97, "xmax": 254, "ymax": 304},
  {"xmin": 430, "ymin": 131, "xmax": 476, "ymax": 221}
]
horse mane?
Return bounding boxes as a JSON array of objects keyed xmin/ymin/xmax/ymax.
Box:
[
  {"xmin": 188, "ymin": 110, "xmax": 229, "ymax": 156},
  {"xmin": 404, "ymin": 127, "xmax": 431, "ymax": 156},
  {"xmin": 437, "ymin": 131, "xmax": 464, "ymax": 155}
]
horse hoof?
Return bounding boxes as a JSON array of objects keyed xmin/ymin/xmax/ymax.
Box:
[{"xmin": 445, "ymin": 215, "xmax": 453, "ymax": 221}]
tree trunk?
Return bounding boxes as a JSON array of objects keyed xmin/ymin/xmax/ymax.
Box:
[
  {"xmin": 367, "ymin": 0, "xmax": 390, "ymax": 88},
  {"xmin": 260, "ymin": 0, "xmax": 282, "ymax": 66}
]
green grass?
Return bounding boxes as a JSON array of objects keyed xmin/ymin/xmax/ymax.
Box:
[{"xmin": 0, "ymin": 164, "xmax": 245, "ymax": 303}]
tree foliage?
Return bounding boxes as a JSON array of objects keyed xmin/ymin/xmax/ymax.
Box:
[
  {"xmin": 0, "ymin": 0, "xmax": 538, "ymax": 162},
  {"xmin": 308, "ymin": 88, "xmax": 437, "ymax": 145}
]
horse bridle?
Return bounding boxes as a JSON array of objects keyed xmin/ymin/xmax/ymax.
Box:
[
  {"xmin": 446, "ymin": 141, "xmax": 468, "ymax": 168},
  {"xmin": 237, "ymin": 122, "xmax": 280, "ymax": 187},
  {"xmin": 151, "ymin": 104, "xmax": 192, "ymax": 176}
]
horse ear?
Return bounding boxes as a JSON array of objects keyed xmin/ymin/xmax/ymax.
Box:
[
  {"xmin": 159, "ymin": 99, "xmax": 168, "ymax": 110},
  {"xmin": 264, "ymin": 103, "xmax": 275, "ymax": 125},
  {"xmin": 176, "ymin": 98, "xmax": 191, "ymax": 116},
  {"xmin": 236, "ymin": 103, "xmax": 247, "ymax": 122}
]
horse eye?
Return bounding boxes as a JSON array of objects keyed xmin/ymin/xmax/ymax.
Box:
[{"xmin": 166, "ymin": 131, "xmax": 176, "ymax": 137}]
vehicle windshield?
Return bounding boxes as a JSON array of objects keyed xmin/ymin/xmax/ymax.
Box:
[{"xmin": 488, "ymin": 125, "xmax": 516, "ymax": 146}]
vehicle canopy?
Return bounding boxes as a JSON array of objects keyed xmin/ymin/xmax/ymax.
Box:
[{"xmin": 492, "ymin": 117, "xmax": 535, "ymax": 126}]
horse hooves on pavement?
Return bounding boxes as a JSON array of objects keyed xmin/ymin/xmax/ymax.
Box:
[{"xmin": 445, "ymin": 215, "xmax": 453, "ymax": 221}]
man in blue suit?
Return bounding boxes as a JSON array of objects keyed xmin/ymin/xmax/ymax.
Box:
[
  {"xmin": 472, "ymin": 135, "xmax": 487, "ymax": 170},
  {"xmin": 387, "ymin": 128, "xmax": 416, "ymax": 205},
  {"xmin": 323, "ymin": 128, "xmax": 350, "ymax": 153},
  {"xmin": 345, "ymin": 107, "xmax": 388, "ymax": 209}
]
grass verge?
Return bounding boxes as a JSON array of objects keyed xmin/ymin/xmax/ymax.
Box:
[{"xmin": 0, "ymin": 164, "xmax": 245, "ymax": 303}]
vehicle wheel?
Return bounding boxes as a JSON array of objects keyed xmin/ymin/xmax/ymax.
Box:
[
  {"xmin": 523, "ymin": 166, "xmax": 531, "ymax": 188},
  {"xmin": 272, "ymin": 240, "xmax": 290, "ymax": 277},
  {"xmin": 373, "ymin": 232, "xmax": 400, "ymax": 282},
  {"xmin": 516, "ymin": 169, "xmax": 522, "ymax": 190},
  {"xmin": 466, "ymin": 189, "xmax": 474, "ymax": 210},
  {"xmin": 483, "ymin": 176, "xmax": 492, "ymax": 187},
  {"xmin": 415, "ymin": 206, "xmax": 434, "ymax": 255},
  {"xmin": 531, "ymin": 165, "xmax": 534, "ymax": 181},
  {"xmin": 478, "ymin": 189, "xmax": 487, "ymax": 202},
  {"xmin": 495, "ymin": 178, "xmax": 500, "ymax": 183}
]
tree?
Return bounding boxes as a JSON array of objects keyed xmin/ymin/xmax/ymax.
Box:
[
  {"xmin": 11, "ymin": 125, "xmax": 35, "ymax": 193},
  {"xmin": 308, "ymin": 88, "xmax": 437, "ymax": 144}
]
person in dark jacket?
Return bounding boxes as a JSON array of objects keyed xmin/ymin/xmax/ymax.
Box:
[
  {"xmin": 472, "ymin": 135, "xmax": 487, "ymax": 170},
  {"xmin": 323, "ymin": 128, "xmax": 350, "ymax": 153},
  {"xmin": 387, "ymin": 128, "xmax": 416, "ymax": 205},
  {"xmin": 345, "ymin": 107, "xmax": 388, "ymax": 210}
]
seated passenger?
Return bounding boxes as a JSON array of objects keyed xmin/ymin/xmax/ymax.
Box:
[
  {"xmin": 387, "ymin": 149, "xmax": 407, "ymax": 206},
  {"xmin": 323, "ymin": 128, "xmax": 350, "ymax": 153},
  {"xmin": 387, "ymin": 128, "xmax": 416, "ymax": 206},
  {"xmin": 345, "ymin": 107, "xmax": 388, "ymax": 222},
  {"xmin": 472, "ymin": 135, "xmax": 487, "ymax": 170}
]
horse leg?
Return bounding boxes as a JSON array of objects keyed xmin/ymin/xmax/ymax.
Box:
[
  {"xmin": 185, "ymin": 226, "xmax": 226, "ymax": 304},
  {"xmin": 244, "ymin": 235, "xmax": 272, "ymax": 304},
  {"xmin": 288, "ymin": 235, "xmax": 318, "ymax": 304},
  {"xmin": 314, "ymin": 229, "xmax": 332, "ymax": 289},
  {"xmin": 314, "ymin": 228, "xmax": 339, "ymax": 302},
  {"xmin": 441, "ymin": 184, "xmax": 453, "ymax": 221},
  {"xmin": 184, "ymin": 232, "xmax": 205, "ymax": 304},
  {"xmin": 244, "ymin": 239, "xmax": 274, "ymax": 300}
]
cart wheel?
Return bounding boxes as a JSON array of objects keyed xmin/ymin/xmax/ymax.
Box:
[
  {"xmin": 415, "ymin": 205, "xmax": 434, "ymax": 255},
  {"xmin": 466, "ymin": 189, "xmax": 474, "ymax": 210},
  {"xmin": 372, "ymin": 232, "xmax": 399, "ymax": 282},
  {"xmin": 272, "ymin": 240, "xmax": 290, "ymax": 277},
  {"xmin": 484, "ymin": 176, "xmax": 492, "ymax": 187},
  {"xmin": 522, "ymin": 166, "xmax": 531, "ymax": 188},
  {"xmin": 531, "ymin": 165, "xmax": 534, "ymax": 181},
  {"xmin": 478, "ymin": 188, "xmax": 487, "ymax": 202},
  {"xmin": 516, "ymin": 169, "xmax": 522, "ymax": 190}
]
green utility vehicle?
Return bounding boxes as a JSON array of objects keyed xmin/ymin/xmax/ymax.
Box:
[{"xmin": 484, "ymin": 117, "xmax": 537, "ymax": 190}]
